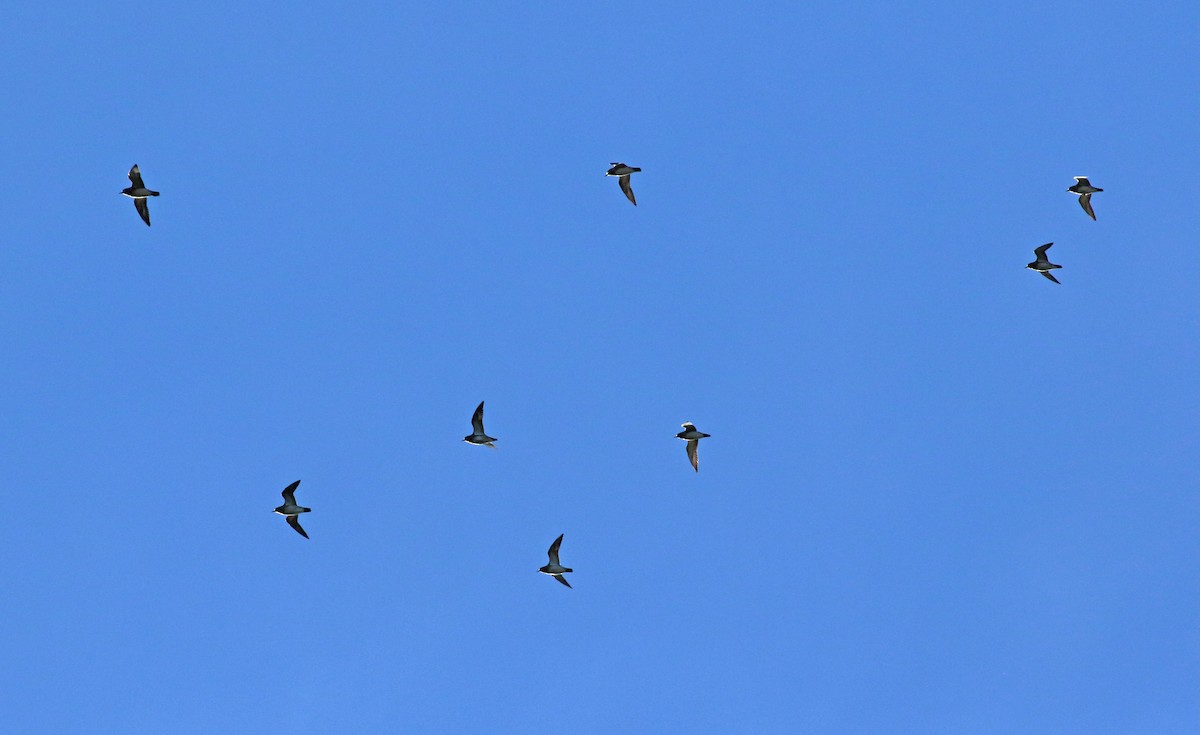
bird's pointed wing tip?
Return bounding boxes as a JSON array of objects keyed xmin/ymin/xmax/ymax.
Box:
[
  {"xmin": 134, "ymin": 198, "xmax": 151, "ymax": 225},
  {"xmin": 619, "ymin": 175, "xmax": 637, "ymax": 204},
  {"xmin": 287, "ymin": 515, "xmax": 310, "ymax": 539},
  {"xmin": 1080, "ymin": 194, "xmax": 1096, "ymax": 219}
]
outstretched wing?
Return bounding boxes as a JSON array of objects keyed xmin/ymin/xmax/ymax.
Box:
[
  {"xmin": 547, "ymin": 533, "xmax": 564, "ymax": 565},
  {"xmin": 287, "ymin": 515, "xmax": 310, "ymax": 539},
  {"xmin": 128, "ymin": 164, "xmax": 145, "ymax": 189},
  {"xmin": 1074, "ymin": 176, "xmax": 1092, "ymax": 187},
  {"xmin": 281, "ymin": 480, "xmax": 301, "ymax": 505},
  {"xmin": 554, "ymin": 574, "xmax": 572, "ymax": 589},
  {"xmin": 619, "ymin": 175, "xmax": 637, "ymax": 206},
  {"xmin": 1040, "ymin": 270, "xmax": 1061, "ymax": 285},
  {"xmin": 471, "ymin": 401, "xmax": 486, "ymax": 434},
  {"xmin": 686, "ymin": 440, "xmax": 699, "ymax": 472},
  {"xmin": 134, "ymin": 197, "xmax": 151, "ymax": 226},
  {"xmin": 1078, "ymin": 193, "xmax": 1096, "ymax": 220},
  {"xmin": 1033, "ymin": 243, "xmax": 1053, "ymax": 263}
]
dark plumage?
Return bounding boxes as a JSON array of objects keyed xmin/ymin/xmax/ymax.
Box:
[
  {"xmin": 1026, "ymin": 242, "xmax": 1063, "ymax": 284},
  {"xmin": 675, "ymin": 422, "xmax": 711, "ymax": 472},
  {"xmin": 121, "ymin": 164, "xmax": 160, "ymax": 226},
  {"xmin": 463, "ymin": 401, "xmax": 497, "ymax": 448},
  {"xmin": 273, "ymin": 480, "xmax": 312, "ymax": 539},
  {"xmin": 606, "ymin": 162, "xmax": 641, "ymax": 206},
  {"xmin": 539, "ymin": 533, "xmax": 573, "ymax": 588},
  {"xmin": 1067, "ymin": 177, "xmax": 1103, "ymax": 220}
]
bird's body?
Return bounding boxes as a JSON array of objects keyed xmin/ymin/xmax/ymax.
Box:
[
  {"xmin": 539, "ymin": 533, "xmax": 573, "ymax": 588},
  {"xmin": 606, "ymin": 162, "xmax": 641, "ymax": 206},
  {"xmin": 606, "ymin": 163, "xmax": 640, "ymax": 177},
  {"xmin": 1027, "ymin": 242, "xmax": 1063, "ymax": 284},
  {"xmin": 1067, "ymin": 176, "xmax": 1103, "ymax": 220},
  {"xmin": 121, "ymin": 164, "xmax": 159, "ymax": 226},
  {"xmin": 273, "ymin": 480, "xmax": 311, "ymax": 539},
  {"xmin": 676, "ymin": 422, "xmax": 711, "ymax": 472},
  {"xmin": 463, "ymin": 401, "xmax": 497, "ymax": 448}
]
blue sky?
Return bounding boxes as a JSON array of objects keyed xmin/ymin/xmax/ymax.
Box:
[{"xmin": 0, "ymin": 2, "xmax": 1197, "ymax": 732}]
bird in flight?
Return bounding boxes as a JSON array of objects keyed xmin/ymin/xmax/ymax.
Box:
[
  {"xmin": 273, "ymin": 480, "xmax": 312, "ymax": 539},
  {"xmin": 606, "ymin": 163, "xmax": 641, "ymax": 206},
  {"xmin": 1027, "ymin": 242, "xmax": 1063, "ymax": 284},
  {"xmin": 676, "ymin": 422, "xmax": 711, "ymax": 472},
  {"xmin": 539, "ymin": 533, "xmax": 573, "ymax": 588},
  {"xmin": 121, "ymin": 164, "xmax": 160, "ymax": 226},
  {"xmin": 1067, "ymin": 176, "xmax": 1103, "ymax": 220},
  {"xmin": 463, "ymin": 401, "xmax": 497, "ymax": 448}
]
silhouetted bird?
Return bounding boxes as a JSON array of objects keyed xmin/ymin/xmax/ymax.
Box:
[
  {"xmin": 606, "ymin": 163, "xmax": 641, "ymax": 206},
  {"xmin": 273, "ymin": 480, "xmax": 311, "ymax": 539},
  {"xmin": 463, "ymin": 401, "xmax": 497, "ymax": 448},
  {"xmin": 121, "ymin": 164, "xmax": 159, "ymax": 226},
  {"xmin": 1067, "ymin": 176, "xmax": 1103, "ymax": 220},
  {"xmin": 539, "ymin": 534, "xmax": 573, "ymax": 588},
  {"xmin": 1027, "ymin": 242, "xmax": 1063, "ymax": 284},
  {"xmin": 676, "ymin": 422, "xmax": 711, "ymax": 472}
]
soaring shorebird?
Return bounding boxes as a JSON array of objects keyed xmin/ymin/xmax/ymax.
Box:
[
  {"xmin": 676, "ymin": 422, "xmax": 711, "ymax": 472},
  {"xmin": 273, "ymin": 480, "xmax": 311, "ymax": 539},
  {"xmin": 121, "ymin": 164, "xmax": 160, "ymax": 226},
  {"xmin": 606, "ymin": 163, "xmax": 641, "ymax": 206},
  {"xmin": 463, "ymin": 401, "xmax": 497, "ymax": 448},
  {"xmin": 539, "ymin": 533, "xmax": 573, "ymax": 588},
  {"xmin": 1067, "ymin": 177, "xmax": 1103, "ymax": 220},
  {"xmin": 1027, "ymin": 242, "xmax": 1063, "ymax": 284}
]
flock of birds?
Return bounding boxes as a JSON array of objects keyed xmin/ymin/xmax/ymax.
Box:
[
  {"xmin": 271, "ymin": 400, "xmax": 710, "ymax": 587},
  {"xmin": 1025, "ymin": 176, "xmax": 1106, "ymax": 284},
  {"xmin": 119, "ymin": 162, "xmax": 1099, "ymax": 588}
]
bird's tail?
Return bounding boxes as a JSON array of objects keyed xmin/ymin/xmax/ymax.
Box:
[
  {"xmin": 630, "ymin": 167, "xmax": 642, "ymax": 173},
  {"xmin": 563, "ymin": 567, "xmax": 573, "ymax": 573},
  {"xmin": 149, "ymin": 191, "xmax": 160, "ymax": 196}
]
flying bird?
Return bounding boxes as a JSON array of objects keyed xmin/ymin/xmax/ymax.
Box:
[
  {"xmin": 463, "ymin": 401, "xmax": 497, "ymax": 448},
  {"xmin": 606, "ymin": 162, "xmax": 641, "ymax": 206},
  {"xmin": 1027, "ymin": 242, "xmax": 1063, "ymax": 284},
  {"xmin": 121, "ymin": 164, "xmax": 160, "ymax": 226},
  {"xmin": 539, "ymin": 533, "xmax": 573, "ymax": 588},
  {"xmin": 676, "ymin": 422, "xmax": 711, "ymax": 472},
  {"xmin": 273, "ymin": 480, "xmax": 312, "ymax": 539},
  {"xmin": 1067, "ymin": 176, "xmax": 1103, "ymax": 220}
]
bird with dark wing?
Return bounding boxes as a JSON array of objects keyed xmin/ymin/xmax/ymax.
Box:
[
  {"xmin": 538, "ymin": 533, "xmax": 573, "ymax": 588},
  {"xmin": 121, "ymin": 164, "xmax": 160, "ymax": 226},
  {"xmin": 606, "ymin": 162, "xmax": 641, "ymax": 206},
  {"xmin": 1027, "ymin": 242, "xmax": 1063, "ymax": 284}
]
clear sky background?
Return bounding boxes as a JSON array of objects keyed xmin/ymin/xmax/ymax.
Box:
[{"xmin": 0, "ymin": 3, "xmax": 1196, "ymax": 733}]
